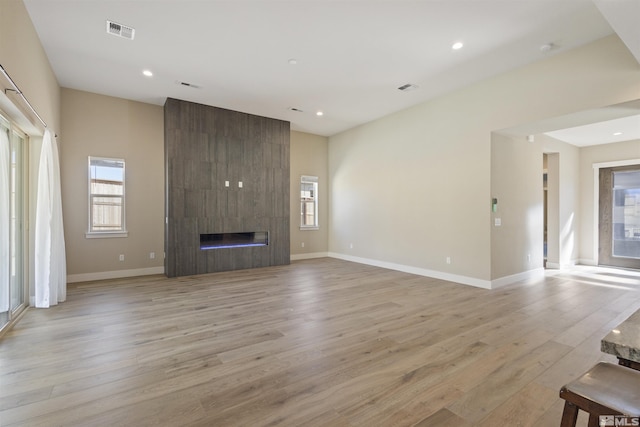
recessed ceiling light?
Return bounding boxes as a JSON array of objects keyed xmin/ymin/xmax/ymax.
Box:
[
  {"xmin": 316, "ymin": 111, "xmax": 324, "ymax": 116},
  {"xmin": 288, "ymin": 58, "xmax": 298, "ymax": 65},
  {"xmin": 613, "ymin": 132, "xmax": 623, "ymax": 136},
  {"xmin": 142, "ymin": 70, "xmax": 153, "ymax": 77},
  {"xmin": 452, "ymin": 42, "xmax": 464, "ymax": 50}
]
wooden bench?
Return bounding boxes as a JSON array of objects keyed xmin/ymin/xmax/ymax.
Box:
[{"xmin": 559, "ymin": 362, "xmax": 640, "ymax": 427}]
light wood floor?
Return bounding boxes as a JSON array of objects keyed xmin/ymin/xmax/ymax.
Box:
[{"xmin": 1, "ymin": 258, "xmax": 640, "ymax": 426}]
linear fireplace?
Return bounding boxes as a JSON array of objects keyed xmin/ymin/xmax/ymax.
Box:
[
  {"xmin": 165, "ymin": 98, "xmax": 289, "ymax": 277},
  {"xmin": 200, "ymin": 232, "xmax": 269, "ymax": 250}
]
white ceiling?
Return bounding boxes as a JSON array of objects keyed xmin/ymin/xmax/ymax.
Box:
[
  {"xmin": 497, "ymin": 99, "xmax": 640, "ymax": 146},
  {"xmin": 21, "ymin": 0, "xmax": 640, "ymax": 138},
  {"xmin": 545, "ymin": 114, "xmax": 640, "ymax": 147}
]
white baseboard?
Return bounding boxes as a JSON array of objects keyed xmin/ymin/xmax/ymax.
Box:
[
  {"xmin": 490, "ymin": 268, "xmax": 545, "ymax": 288},
  {"xmin": 67, "ymin": 266, "xmax": 165, "ymax": 283},
  {"xmin": 578, "ymin": 258, "xmax": 597, "ymax": 266},
  {"xmin": 327, "ymin": 252, "xmax": 493, "ymax": 289},
  {"xmin": 290, "ymin": 252, "xmax": 329, "ymax": 261},
  {"xmin": 546, "ymin": 259, "xmax": 580, "ymax": 270},
  {"xmin": 327, "ymin": 252, "xmax": 548, "ymax": 289}
]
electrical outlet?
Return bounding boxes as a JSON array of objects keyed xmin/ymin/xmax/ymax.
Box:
[
  {"xmin": 349, "ymin": 243, "xmax": 353, "ymax": 249},
  {"xmin": 301, "ymin": 242, "xmax": 305, "ymax": 248},
  {"xmin": 150, "ymin": 252, "xmax": 155, "ymax": 259},
  {"xmin": 446, "ymin": 256, "xmax": 451, "ymax": 264},
  {"xmin": 119, "ymin": 254, "xmax": 124, "ymax": 262},
  {"xmin": 527, "ymin": 253, "xmax": 531, "ymax": 263}
]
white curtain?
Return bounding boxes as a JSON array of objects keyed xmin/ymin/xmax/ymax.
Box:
[
  {"xmin": 0, "ymin": 128, "xmax": 9, "ymax": 312},
  {"xmin": 35, "ymin": 129, "xmax": 66, "ymax": 307}
]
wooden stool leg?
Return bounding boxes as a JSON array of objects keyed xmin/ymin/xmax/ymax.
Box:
[
  {"xmin": 587, "ymin": 414, "xmax": 600, "ymax": 427},
  {"xmin": 560, "ymin": 401, "xmax": 579, "ymax": 427}
]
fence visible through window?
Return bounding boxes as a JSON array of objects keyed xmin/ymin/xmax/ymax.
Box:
[
  {"xmin": 300, "ymin": 175, "xmax": 318, "ymax": 229},
  {"xmin": 88, "ymin": 157, "xmax": 126, "ymax": 235}
]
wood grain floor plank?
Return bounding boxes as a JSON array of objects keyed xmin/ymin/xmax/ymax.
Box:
[
  {"xmin": 476, "ymin": 381, "xmax": 558, "ymax": 426},
  {"xmin": 412, "ymin": 408, "xmax": 473, "ymax": 427},
  {"xmin": 447, "ymin": 339, "xmax": 572, "ymax": 423},
  {"xmin": 1, "ymin": 259, "xmax": 639, "ymax": 426}
]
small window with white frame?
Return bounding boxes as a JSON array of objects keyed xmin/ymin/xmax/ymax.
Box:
[
  {"xmin": 86, "ymin": 156, "xmax": 127, "ymax": 238},
  {"xmin": 300, "ymin": 175, "xmax": 318, "ymax": 230}
]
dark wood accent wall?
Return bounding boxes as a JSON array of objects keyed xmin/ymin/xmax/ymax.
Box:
[{"xmin": 164, "ymin": 98, "xmax": 290, "ymax": 277}]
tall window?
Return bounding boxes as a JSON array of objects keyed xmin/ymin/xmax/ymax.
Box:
[
  {"xmin": 87, "ymin": 157, "xmax": 127, "ymax": 237},
  {"xmin": 300, "ymin": 175, "xmax": 318, "ymax": 229}
]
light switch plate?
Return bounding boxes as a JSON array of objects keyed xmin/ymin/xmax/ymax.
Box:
[{"xmin": 494, "ymin": 218, "xmax": 502, "ymax": 226}]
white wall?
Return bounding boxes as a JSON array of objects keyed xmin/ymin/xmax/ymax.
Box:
[{"xmin": 328, "ymin": 35, "xmax": 640, "ymax": 287}]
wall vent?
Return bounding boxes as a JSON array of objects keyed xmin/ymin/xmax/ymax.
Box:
[{"xmin": 106, "ymin": 20, "xmax": 135, "ymax": 40}]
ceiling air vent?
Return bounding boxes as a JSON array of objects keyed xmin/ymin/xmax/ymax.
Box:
[
  {"xmin": 176, "ymin": 81, "xmax": 201, "ymax": 89},
  {"xmin": 288, "ymin": 107, "xmax": 304, "ymax": 113},
  {"xmin": 398, "ymin": 83, "xmax": 419, "ymax": 92},
  {"xmin": 106, "ymin": 20, "xmax": 135, "ymax": 40}
]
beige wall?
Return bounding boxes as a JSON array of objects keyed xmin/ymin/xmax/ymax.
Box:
[
  {"xmin": 0, "ymin": 0, "xmax": 60, "ymax": 133},
  {"xmin": 60, "ymin": 98, "xmax": 327, "ymax": 279},
  {"xmin": 579, "ymin": 139, "xmax": 640, "ymax": 265},
  {"xmin": 329, "ymin": 35, "xmax": 640, "ymax": 287},
  {"xmin": 545, "ymin": 152, "xmax": 560, "ymax": 267},
  {"xmin": 0, "ymin": 0, "xmax": 61, "ymax": 298},
  {"xmin": 482, "ymin": 131, "xmax": 579, "ymax": 280},
  {"xmin": 5, "ymin": 0, "xmax": 639, "ymax": 287},
  {"xmin": 541, "ymin": 135, "xmax": 581, "ymax": 269},
  {"xmin": 329, "ymin": 97, "xmax": 493, "ymax": 286},
  {"xmin": 290, "ymin": 131, "xmax": 329, "ymax": 257},
  {"xmin": 490, "ymin": 133, "xmax": 543, "ymax": 280},
  {"xmin": 61, "ymin": 89, "xmax": 164, "ymax": 280}
]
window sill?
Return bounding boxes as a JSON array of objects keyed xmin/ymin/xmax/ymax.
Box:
[
  {"xmin": 300, "ymin": 227, "xmax": 319, "ymax": 231},
  {"xmin": 85, "ymin": 231, "xmax": 129, "ymax": 239}
]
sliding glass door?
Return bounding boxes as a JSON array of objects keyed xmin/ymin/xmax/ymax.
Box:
[{"xmin": 1, "ymin": 113, "xmax": 27, "ymax": 331}]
